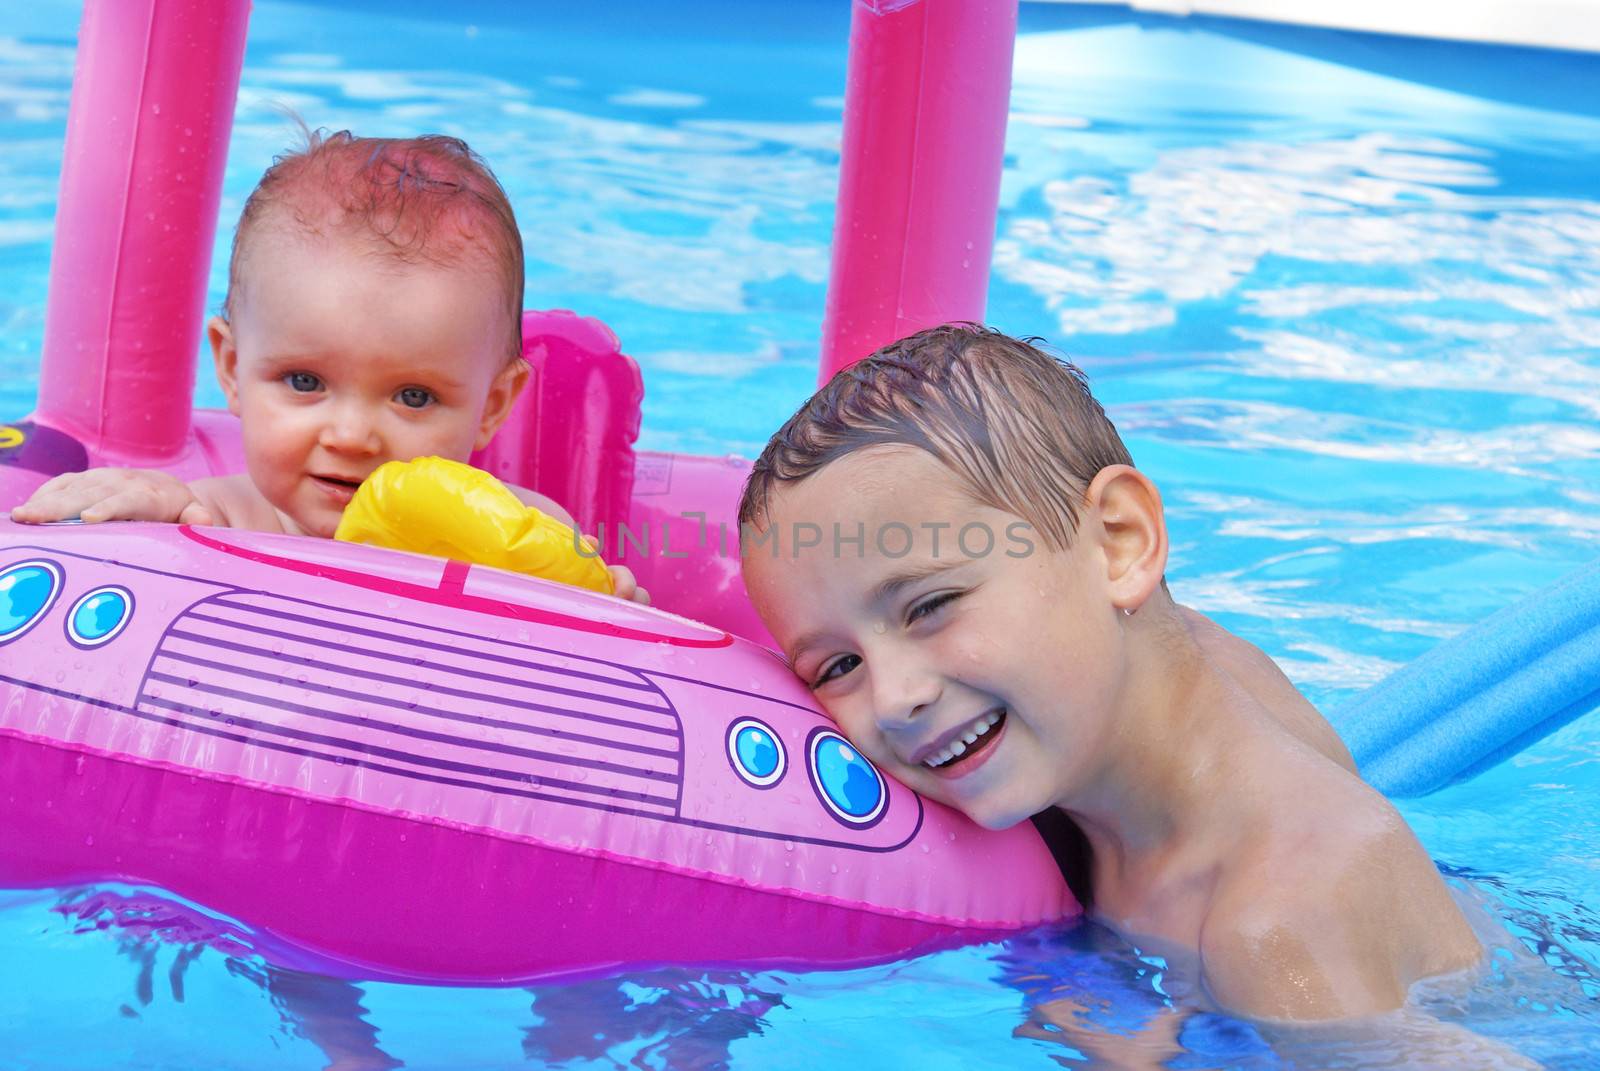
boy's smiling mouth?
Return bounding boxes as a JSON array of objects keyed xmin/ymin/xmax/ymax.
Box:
[{"xmin": 918, "ymin": 708, "xmax": 1007, "ymax": 775}]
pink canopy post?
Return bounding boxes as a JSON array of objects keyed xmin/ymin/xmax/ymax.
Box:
[
  {"xmin": 818, "ymin": 0, "xmax": 1019, "ymax": 382},
  {"xmin": 34, "ymin": 0, "xmax": 251, "ymax": 465}
]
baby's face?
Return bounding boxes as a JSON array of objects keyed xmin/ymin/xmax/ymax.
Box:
[
  {"xmin": 214, "ymin": 232, "xmax": 519, "ymax": 537},
  {"xmin": 743, "ymin": 446, "xmax": 1127, "ymax": 829}
]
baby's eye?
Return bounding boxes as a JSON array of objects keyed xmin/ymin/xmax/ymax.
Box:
[
  {"xmin": 396, "ymin": 386, "xmax": 435, "ymax": 410},
  {"xmin": 907, "ymin": 591, "xmax": 961, "ymax": 624},
  {"xmin": 285, "ymin": 371, "xmax": 323, "ymax": 393},
  {"xmin": 814, "ymin": 653, "xmax": 861, "ymax": 689}
]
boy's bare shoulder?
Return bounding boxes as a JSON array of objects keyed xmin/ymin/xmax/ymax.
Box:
[
  {"xmin": 1198, "ymin": 786, "xmax": 1480, "ymax": 1020},
  {"xmin": 1179, "ymin": 605, "xmax": 1357, "ymax": 772}
]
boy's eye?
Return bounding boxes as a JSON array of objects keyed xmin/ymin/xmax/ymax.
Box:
[
  {"xmin": 285, "ymin": 372, "xmax": 323, "ymax": 393},
  {"xmin": 814, "ymin": 653, "xmax": 861, "ymax": 688},
  {"xmin": 396, "ymin": 387, "xmax": 435, "ymax": 410},
  {"xmin": 907, "ymin": 591, "xmax": 961, "ymax": 624}
]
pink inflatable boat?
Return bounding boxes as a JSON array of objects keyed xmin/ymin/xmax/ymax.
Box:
[
  {"xmin": 0, "ymin": 0, "xmax": 1078, "ymax": 982},
  {"xmin": 0, "ymin": 513, "xmax": 1072, "ymax": 982}
]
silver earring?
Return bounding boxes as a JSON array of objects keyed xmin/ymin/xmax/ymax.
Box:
[{"xmin": 1122, "ymin": 607, "xmax": 1134, "ymax": 618}]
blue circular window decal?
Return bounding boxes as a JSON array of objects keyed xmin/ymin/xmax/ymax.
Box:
[
  {"xmin": 0, "ymin": 559, "xmax": 63, "ymax": 645},
  {"xmin": 727, "ymin": 717, "xmax": 785, "ymax": 788},
  {"xmin": 807, "ymin": 729, "xmax": 887, "ymax": 827},
  {"xmin": 66, "ymin": 585, "xmax": 133, "ymax": 648}
]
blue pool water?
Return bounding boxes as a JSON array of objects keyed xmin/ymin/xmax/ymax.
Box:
[{"xmin": 2, "ymin": 1, "xmax": 1598, "ymax": 1066}]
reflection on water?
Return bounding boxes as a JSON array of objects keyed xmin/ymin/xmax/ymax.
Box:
[
  {"xmin": 521, "ymin": 971, "xmax": 783, "ymax": 1069},
  {"xmin": 20, "ymin": 876, "xmax": 1597, "ymax": 1069}
]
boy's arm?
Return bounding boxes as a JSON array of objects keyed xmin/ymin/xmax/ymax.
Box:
[
  {"xmin": 12, "ymin": 468, "xmax": 218, "ymax": 526},
  {"xmin": 1017, "ymin": 997, "xmax": 1192, "ymax": 1070},
  {"xmin": 1199, "ymin": 820, "xmax": 1481, "ymax": 1021},
  {"xmin": 1199, "ymin": 894, "xmax": 1403, "ymax": 1020}
]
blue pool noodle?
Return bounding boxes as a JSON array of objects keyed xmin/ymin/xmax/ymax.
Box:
[{"xmin": 1331, "ymin": 557, "xmax": 1600, "ymax": 798}]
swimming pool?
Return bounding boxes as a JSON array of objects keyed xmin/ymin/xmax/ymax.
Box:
[{"xmin": 2, "ymin": 0, "xmax": 1598, "ymax": 1066}]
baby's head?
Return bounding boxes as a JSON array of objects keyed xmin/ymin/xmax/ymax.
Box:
[
  {"xmin": 739, "ymin": 325, "xmax": 1171, "ymax": 827},
  {"xmin": 209, "ymin": 130, "xmax": 528, "ymax": 536}
]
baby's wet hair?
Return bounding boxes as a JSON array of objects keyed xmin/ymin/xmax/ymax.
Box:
[
  {"xmin": 740, "ymin": 324, "xmax": 1133, "ymax": 550},
  {"xmin": 223, "ymin": 126, "xmax": 524, "ymax": 361}
]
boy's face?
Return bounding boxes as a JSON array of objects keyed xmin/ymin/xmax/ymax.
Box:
[
  {"xmin": 210, "ymin": 230, "xmax": 523, "ymax": 537},
  {"xmin": 743, "ymin": 446, "xmax": 1129, "ymax": 830}
]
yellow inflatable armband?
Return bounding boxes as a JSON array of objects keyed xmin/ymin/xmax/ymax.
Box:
[{"xmin": 334, "ymin": 456, "xmax": 615, "ymax": 595}]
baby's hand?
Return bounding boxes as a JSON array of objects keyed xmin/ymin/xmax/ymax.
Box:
[
  {"xmin": 10, "ymin": 468, "xmax": 214, "ymax": 526},
  {"xmin": 607, "ymin": 563, "xmax": 651, "ymax": 606}
]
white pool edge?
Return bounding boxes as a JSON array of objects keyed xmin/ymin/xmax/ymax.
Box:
[{"xmin": 1042, "ymin": 0, "xmax": 1600, "ymax": 54}]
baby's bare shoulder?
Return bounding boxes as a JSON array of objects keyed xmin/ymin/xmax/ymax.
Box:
[
  {"xmin": 1199, "ymin": 793, "xmax": 1479, "ymax": 1020},
  {"xmin": 189, "ymin": 475, "xmax": 283, "ymax": 532}
]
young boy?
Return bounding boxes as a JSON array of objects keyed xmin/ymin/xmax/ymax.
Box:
[
  {"xmin": 737, "ymin": 324, "xmax": 1482, "ymax": 1021},
  {"xmin": 12, "ymin": 130, "xmax": 643, "ymax": 603}
]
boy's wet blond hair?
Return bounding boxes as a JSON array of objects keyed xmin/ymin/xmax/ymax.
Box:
[
  {"xmin": 222, "ymin": 128, "xmax": 525, "ymax": 361},
  {"xmin": 739, "ymin": 324, "xmax": 1133, "ymax": 550}
]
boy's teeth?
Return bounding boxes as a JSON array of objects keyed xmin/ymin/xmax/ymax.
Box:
[{"xmin": 923, "ymin": 710, "xmax": 1004, "ymax": 769}]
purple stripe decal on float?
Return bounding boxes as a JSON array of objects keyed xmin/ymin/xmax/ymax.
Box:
[
  {"xmin": 144, "ymin": 665, "xmax": 681, "ymax": 783},
  {"xmin": 134, "ymin": 691, "xmax": 681, "ymax": 809},
  {"xmin": 161, "ymin": 628, "xmax": 683, "ymax": 746},
  {"xmin": 205, "ymin": 596, "xmax": 666, "ymax": 695}
]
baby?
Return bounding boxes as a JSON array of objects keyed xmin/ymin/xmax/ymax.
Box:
[
  {"xmin": 13, "ymin": 130, "xmax": 643, "ymax": 602},
  {"xmin": 737, "ymin": 324, "xmax": 1482, "ymax": 1021}
]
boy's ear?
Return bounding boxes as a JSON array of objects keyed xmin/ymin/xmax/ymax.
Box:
[
  {"xmin": 475, "ymin": 357, "xmax": 531, "ymax": 450},
  {"xmin": 208, "ymin": 316, "xmax": 241, "ymax": 417},
  {"xmin": 1083, "ymin": 464, "xmax": 1168, "ymax": 613}
]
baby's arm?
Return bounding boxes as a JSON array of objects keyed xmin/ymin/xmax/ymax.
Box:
[
  {"xmin": 11, "ymin": 468, "xmax": 221, "ymax": 526},
  {"xmin": 507, "ymin": 484, "xmax": 650, "ymax": 605}
]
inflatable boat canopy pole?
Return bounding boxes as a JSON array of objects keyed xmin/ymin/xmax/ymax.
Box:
[
  {"xmin": 1332, "ymin": 557, "xmax": 1600, "ymax": 798},
  {"xmin": 818, "ymin": 0, "xmax": 1018, "ymax": 382},
  {"xmin": 34, "ymin": 0, "xmax": 250, "ymax": 464}
]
